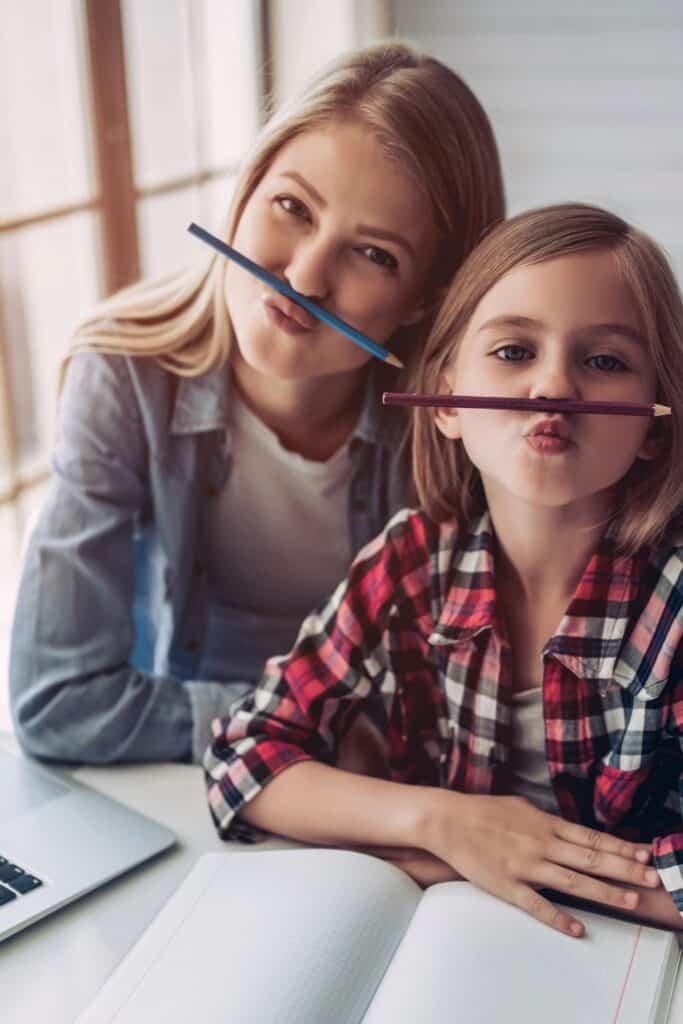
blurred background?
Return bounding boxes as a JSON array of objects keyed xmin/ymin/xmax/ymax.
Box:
[{"xmin": 1, "ymin": 0, "xmax": 681, "ymax": 728}]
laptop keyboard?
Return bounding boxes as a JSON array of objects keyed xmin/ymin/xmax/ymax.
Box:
[{"xmin": 0, "ymin": 855, "xmax": 43, "ymax": 906}]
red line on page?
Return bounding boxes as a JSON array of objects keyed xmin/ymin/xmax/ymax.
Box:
[{"xmin": 611, "ymin": 925, "xmax": 642, "ymax": 1023}]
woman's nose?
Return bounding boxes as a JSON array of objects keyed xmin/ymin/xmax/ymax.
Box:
[{"xmin": 284, "ymin": 240, "xmax": 332, "ymax": 302}]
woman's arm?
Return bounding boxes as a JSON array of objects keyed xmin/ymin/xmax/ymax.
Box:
[
  {"xmin": 9, "ymin": 353, "xmax": 197, "ymax": 763},
  {"xmin": 592, "ymin": 884, "xmax": 683, "ymax": 931}
]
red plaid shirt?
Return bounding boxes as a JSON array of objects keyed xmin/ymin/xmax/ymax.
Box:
[{"xmin": 205, "ymin": 508, "xmax": 683, "ymax": 915}]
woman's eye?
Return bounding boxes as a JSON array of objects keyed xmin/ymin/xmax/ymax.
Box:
[
  {"xmin": 586, "ymin": 353, "xmax": 628, "ymax": 372},
  {"xmin": 492, "ymin": 343, "xmax": 533, "ymax": 362},
  {"xmin": 359, "ymin": 246, "xmax": 398, "ymax": 272},
  {"xmin": 275, "ymin": 195, "xmax": 311, "ymax": 221}
]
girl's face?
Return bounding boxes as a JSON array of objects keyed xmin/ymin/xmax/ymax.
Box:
[
  {"xmin": 224, "ymin": 120, "xmax": 437, "ymax": 380},
  {"xmin": 438, "ymin": 251, "xmax": 660, "ymax": 515}
]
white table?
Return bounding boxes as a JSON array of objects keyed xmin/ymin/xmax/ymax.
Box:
[
  {"xmin": 1, "ymin": 731, "xmax": 296, "ymax": 1023},
  {"xmin": 2, "ymin": 729, "xmax": 683, "ymax": 1023}
]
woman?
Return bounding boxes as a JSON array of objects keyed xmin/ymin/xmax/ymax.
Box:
[{"xmin": 10, "ymin": 41, "xmax": 505, "ymax": 763}]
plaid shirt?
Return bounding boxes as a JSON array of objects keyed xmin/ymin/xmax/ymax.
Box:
[{"xmin": 205, "ymin": 508, "xmax": 683, "ymax": 915}]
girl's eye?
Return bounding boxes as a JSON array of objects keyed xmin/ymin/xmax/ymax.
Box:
[
  {"xmin": 275, "ymin": 195, "xmax": 311, "ymax": 221},
  {"xmin": 492, "ymin": 343, "xmax": 533, "ymax": 362},
  {"xmin": 586, "ymin": 353, "xmax": 628, "ymax": 372},
  {"xmin": 358, "ymin": 245, "xmax": 398, "ymax": 272}
]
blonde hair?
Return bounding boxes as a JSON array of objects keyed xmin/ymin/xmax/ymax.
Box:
[
  {"xmin": 413, "ymin": 202, "xmax": 683, "ymax": 554},
  {"xmin": 67, "ymin": 41, "xmax": 504, "ymax": 382}
]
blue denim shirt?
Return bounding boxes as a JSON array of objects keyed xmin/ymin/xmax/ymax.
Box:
[{"xmin": 9, "ymin": 352, "xmax": 411, "ymax": 764}]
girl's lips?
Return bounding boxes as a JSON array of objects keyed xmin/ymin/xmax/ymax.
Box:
[
  {"xmin": 525, "ymin": 416, "xmax": 571, "ymax": 441},
  {"xmin": 525, "ymin": 434, "xmax": 574, "ymax": 455}
]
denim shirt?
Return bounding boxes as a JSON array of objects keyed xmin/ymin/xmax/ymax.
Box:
[{"xmin": 9, "ymin": 351, "xmax": 411, "ymax": 764}]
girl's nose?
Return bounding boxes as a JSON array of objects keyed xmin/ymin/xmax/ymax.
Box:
[
  {"xmin": 284, "ymin": 240, "xmax": 332, "ymax": 302},
  {"xmin": 528, "ymin": 357, "xmax": 578, "ymax": 400}
]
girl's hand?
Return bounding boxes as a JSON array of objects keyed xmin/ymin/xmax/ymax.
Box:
[{"xmin": 423, "ymin": 792, "xmax": 659, "ymax": 937}]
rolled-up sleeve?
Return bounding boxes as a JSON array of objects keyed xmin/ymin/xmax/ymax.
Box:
[
  {"xmin": 652, "ymin": 671, "xmax": 683, "ymax": 915},
  {"xmin": 652, "ymin": 833, "xmax": 683, "ymax": 912}
]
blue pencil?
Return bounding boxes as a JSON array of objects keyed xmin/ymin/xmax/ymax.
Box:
[{"xmin": 188, "ymin": 222, "xmax": 403, "ymax": 368}]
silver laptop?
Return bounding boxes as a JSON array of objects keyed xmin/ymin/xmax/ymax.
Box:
[{"xmin": 0, "ymin": 743, "xmax": 176, "ymax": 942}]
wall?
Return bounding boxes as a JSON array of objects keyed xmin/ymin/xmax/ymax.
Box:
[{"xmin": 393, "ymin": 0, "xmax": 683, "ymax": 280}]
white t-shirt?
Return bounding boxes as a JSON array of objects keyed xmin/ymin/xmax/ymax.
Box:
[
  {"xmin": 200, "ymin": 391, "xmax": 354, "ymax": 681},
  {"xmin": 507, "ymin": 686, "xmax": 559, "ymax": 814}
]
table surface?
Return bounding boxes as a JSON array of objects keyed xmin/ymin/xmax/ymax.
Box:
[{"xmin": 2, "ymin": 729, "xmax": 683, "ymax": 1023}]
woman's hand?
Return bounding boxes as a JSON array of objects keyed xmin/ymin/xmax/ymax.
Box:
[
  {"xmin": 348, "ymin": 844, "xmax": 462, "ymax": 886},
  {"xmin": 421, "ymin": 792, "xmax": 659, "ymax": 937}
]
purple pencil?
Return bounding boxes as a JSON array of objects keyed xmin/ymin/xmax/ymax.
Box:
[{"xmin": 382, "ymin": 393, "xmax": 672, "ymax": 418}]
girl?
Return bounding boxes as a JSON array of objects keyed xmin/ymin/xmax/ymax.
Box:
[
  {"xmin": 9, "ymin": 43, "xmax": 505, "ymax": 764},
  {"xmin": 205, "ymin": 203, "xmax": 683, "ymax": 936}
]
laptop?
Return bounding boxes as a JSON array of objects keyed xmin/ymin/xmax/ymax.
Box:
[{"xmin": 0, "ymin": 741, "xmax": 176, "ymax": 943}]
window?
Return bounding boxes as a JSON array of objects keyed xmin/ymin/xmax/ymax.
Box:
[{"xmin": 0, "ymin": 0, "xmax": 264, "ymax": 508}]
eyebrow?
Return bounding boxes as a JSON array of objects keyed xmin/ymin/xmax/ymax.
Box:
[
  {"xmin": 277, "ymin": 171, "xmax": 417, "ymax": 260},
  {"xmin": 477, "ymin": 315, "xmax": 646, "ymax": 346},
  {"xmin": 279, "ymin": 171, "xmax": 326, "ymax": 206}
]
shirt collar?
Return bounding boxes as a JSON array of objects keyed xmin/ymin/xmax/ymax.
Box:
[
  {"xmin": 169, "ymin": 361, "xmax": 401, "ymax": 447},
  {"xmin": 429, "ymin": 510, "xmax": 646, "ymax": 684},
  {"xmin": 170, "ymin": 367, "xmax": 229, "ymax": 435}
]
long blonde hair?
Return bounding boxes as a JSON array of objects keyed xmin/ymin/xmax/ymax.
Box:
[
  {"xmin": 67, "ymin": 41, "xmax": 504, "ymax": 381},
  {"xmin": 413, "ymin": 203, "xmax": 683, "ymax": 554}
]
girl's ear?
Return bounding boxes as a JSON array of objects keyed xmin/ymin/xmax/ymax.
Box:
[
  {"xmin": 637, "ymin": 433, "xmax": 662, "ymax": 461},
  {"xmin": 434, "ymin": 372, "xmax": 461, "ymax": 440}
]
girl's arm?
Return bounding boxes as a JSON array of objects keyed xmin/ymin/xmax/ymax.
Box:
[
  {"xmin": 237, "ymin": 763, "xmax": 659, "ymax": 937},
  {"xmin": 205, "ymin": 514, "xmax": 658, "ymax": 937}
]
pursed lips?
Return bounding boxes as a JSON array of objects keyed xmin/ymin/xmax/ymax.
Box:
[
  {"xmin": 263, "ymin": 291, "xmax": 317, "ymax": 330},
  {"xmin": 524, "ymin": 417, "xmax": 572, "ymax": 441}
]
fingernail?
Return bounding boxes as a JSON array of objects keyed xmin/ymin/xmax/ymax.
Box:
[
  {"xmin": 624, "ymin": 891, "xmax": 639, "ymax": 907},
  {"xmin": 636, "ymin": 849, "xmax": 650, "ymax": 862},
  {"xmin": 570, "ymin": 922, "xmax": 584, "ymax": 937},
  {"xmin": 646, "ymin": 869, "xmax": 659, "ymax": 885}
]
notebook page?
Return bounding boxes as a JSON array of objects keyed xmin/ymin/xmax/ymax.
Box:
[
  {"xmin": 363, "ymin": 882, "xmax": 678, "ymax": 1024},
  {"xmin": 78, "ymin": 849, "xmax": 421, "ymax": 1024}
]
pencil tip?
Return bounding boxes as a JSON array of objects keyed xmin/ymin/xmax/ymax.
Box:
[
  {"xmin": 385, "ymin": 353, "xmax": 404, "ymax": 369},
  {"xmin": 653, "ymin": 403, "xmax": 672, "ymax": 417}
]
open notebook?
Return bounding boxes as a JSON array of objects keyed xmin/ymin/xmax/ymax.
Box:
[{"xmin": 78, "ymin": 848, "xmax": 680, "ymax": 1023}]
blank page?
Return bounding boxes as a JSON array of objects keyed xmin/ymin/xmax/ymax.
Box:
[
  {"xmin": 78, "ymin": 849, "xmax": 420, "ymax": 1024},
  {"xmin": 363, "ymin": 882, "xmax": 678, "ymax": 1024}
]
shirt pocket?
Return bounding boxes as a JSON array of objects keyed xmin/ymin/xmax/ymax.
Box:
[
  {"xmin": 593, "ymin": 759, "xmax": 654, "ymax": 830},
  {"xmin": 593, "ymin": 669, "xmax": 668, "ymax": 829},
  {"xmin": 612, "ymin": 664, "xmax": 669, "ymax": 701}
]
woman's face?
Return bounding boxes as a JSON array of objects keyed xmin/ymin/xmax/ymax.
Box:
[
  {"xmin": 224, "ymin": 120, "xmax": 437, "ymax": 380},
  {"xmin": 437, "ymin": 250, "xmax": 660, "ymax": 517}
]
